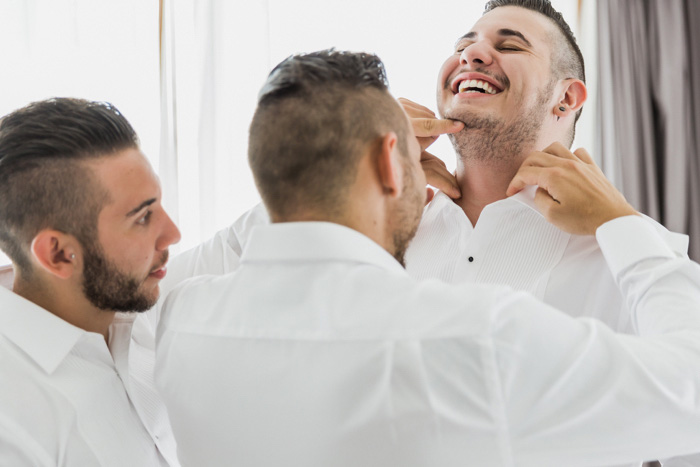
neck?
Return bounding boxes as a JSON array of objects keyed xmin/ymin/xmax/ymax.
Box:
[
  {"xmin": 273, "ymin": 189, "xmax": 394, "ymax": 262},
  {"xmin": 13, "ymin": 277, "xmax": 115, "ymax": 341},
  {"xmin": 453, "ymin": 155, "xmax": 524, "ymax": 226},
  {"xmin": 445, "ymin": 98, "xmax": 563, "ymax": 224}
]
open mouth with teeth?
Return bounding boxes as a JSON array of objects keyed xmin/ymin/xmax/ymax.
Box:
[{"xmin": 457, "ymin": 79, "xmax": 500, "ymax": 95}]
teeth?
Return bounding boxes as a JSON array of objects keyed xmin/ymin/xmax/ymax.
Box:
[{"xmin": 458, "ymin": 79, "xmax": 498, "ymax": 95}]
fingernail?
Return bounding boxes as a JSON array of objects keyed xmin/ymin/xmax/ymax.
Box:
[{"xmin": 452, "ymin": 120, "xmax": 464, "ymax": 127}]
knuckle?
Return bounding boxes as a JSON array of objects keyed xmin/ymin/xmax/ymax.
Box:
[
  {"xmin": 562, "ymin": 160, "xmax": 577, "ymax": 170},
  {"xmin": 549, "ymin": 167, "xmax": 565, "ymax": 180},
  {"xmin": 421, "ymin": 119, "xmax": 435, "ymax": 131}
]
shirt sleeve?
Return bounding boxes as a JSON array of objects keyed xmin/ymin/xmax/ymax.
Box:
[
  {"xmin": 659, "ymin": 453, "xmax": 700, "ymax": 467},
  {"xmin": 160, "ymin": 202, "xmax": 270, "ymax": 299},
  {"xmin": 489, "ymin": 216, "xmax": 700, "ymax": 465},
  {"xmin": 639, "ymin": 213, "xmax": 690, "ymax": 257}
]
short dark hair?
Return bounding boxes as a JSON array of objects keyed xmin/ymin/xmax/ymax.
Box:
[
  {"xmin": 248, "ymin": 49, "xmax": 410, "ymax": 220},
  {"xmin": 485, "ymin": 0, "xmax": 585, "ymax": 130},
  {"xmin": 0, "ymin": 98, "xmax": 138, "ymax": 276}
]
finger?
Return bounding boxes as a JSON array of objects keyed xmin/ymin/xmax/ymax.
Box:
[
  {"xmin": 535, "ymin": 185, "xmax": 559, "ymax": 205},
  {"xmin": 541, "ymin": 141, "xmax": 577, "ymax": 160},
  {"xmin": 573, "ymin": 147, "xmax": 595, "ymax": 165},
  {"xmin": 417, "ymin": 135, "xmax": 439, "ymax": 152},
  {"xmin": 519, "ymin": 151, "xmax": 574, "ymax": 169},
  {"xmin": 532, "ymin": 186, "xmax": 560, "ymax": 220},
  {"xmin": 425, "ymin": 187, "xmax": 435, "ymax": 205},
  {"xmin": 413, "ymin": 118, "xmax": 464, "ymax": 137},
  {"xmin": 398, "ymin": 98, "xmax": 435, "ymax": 117},
  {"xmin": 506, "ymin": 165, "xmax": 547, "ymax": 196},
  {"xmin": 425, "ymin": 171, "xmax": 461, "ymax": 199},
  {"xmin": 404, "ymin": 105, "xmax": 437, "ymax": 119},
  {"xmin": 422, "ymin": 161, "xmax": 461, "ymax": 198},
  {"xmin": 420, "ymin": 150, "xmax": 447, "ymax": 168}
]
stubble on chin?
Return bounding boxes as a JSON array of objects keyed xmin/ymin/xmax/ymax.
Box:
[
  {"xmin": 446, "ymin": 114, "xmax": 536, "ymax": 168},
  {"xmin": 442, "ymin": 79, "xmax": 554, "ymax": 168}
]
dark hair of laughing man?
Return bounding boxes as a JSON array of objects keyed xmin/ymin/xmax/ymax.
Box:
[{"xmin": 154, "ymin": 5, "xmax": 700, "ymax": 467}]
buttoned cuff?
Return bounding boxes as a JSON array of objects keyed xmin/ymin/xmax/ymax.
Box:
[{"xmin": 596, "ymin": 215, "xmax": 676, "ymax": 277}]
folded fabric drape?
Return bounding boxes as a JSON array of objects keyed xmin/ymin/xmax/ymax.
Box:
[{"xmin": 598, "ymin": 0, "xmax": 700, "ymax": 261}]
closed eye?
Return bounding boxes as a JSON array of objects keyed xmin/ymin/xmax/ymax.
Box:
[{"xmin": 136, "ymin": 210, "xmax": 152, "ymax": 226}]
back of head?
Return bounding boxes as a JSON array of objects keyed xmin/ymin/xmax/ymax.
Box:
[
  {"xmin": 248, "ymin": 49, "xmax": 410, "ymax": 221},
  {"xmin": 0, "ymin": 98, "xmax": 138, "ymax": 277}
]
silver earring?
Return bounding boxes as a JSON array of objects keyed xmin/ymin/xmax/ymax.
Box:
[{"xmin": 70, "ymin": 254, "xmax": 76, "ymax": 260}]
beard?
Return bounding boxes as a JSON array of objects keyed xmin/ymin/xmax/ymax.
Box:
[
  {"xmin": 81, "ymin": 240, "xmax": 166, "ymax": 312},
  {"xmin": 444, "ymin": 77, "xmax": 555, "ymax": 166},
  {"xmin": 392, "ymin": 161, "xmax": 425, "ymax": 268}
]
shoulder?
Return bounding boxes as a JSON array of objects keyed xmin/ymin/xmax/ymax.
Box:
[{"xmin": 159, "ymin": 273, "xmax": 229, "ymax": 329}]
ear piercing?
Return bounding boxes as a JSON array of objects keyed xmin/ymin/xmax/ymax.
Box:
[
  {"xmin": 558, "ymin": 106, "xmax": 566, "ymax": 112},
  {"xmin": 70, "ymin": 254, "xmax": 76, "ymax": 259}
]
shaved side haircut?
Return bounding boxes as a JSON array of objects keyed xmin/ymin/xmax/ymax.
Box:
[
  {"xmin": 248, "ymin": 49, "xmax": 411, "ymax": 221},
  {"xmin": 0, "ymin": 98, "xmax": 138, "ymax": 277}
]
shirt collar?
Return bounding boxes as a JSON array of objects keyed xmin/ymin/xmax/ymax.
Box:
[
  {"xmin": 508, "ymin": 185, "xmax": 541, "ymax": 213},
  {"xmin": 241, "ymin": 221, "xmax": 408, "ymax": 275},
  {"xmin": 429, "ymin": 185, "xmax": 543, "ymax": 217},
  {"xmin": 0, "ymin": 286, "xmax": 86, "ymax": 374},
  {"xmin": 0, "ymin": 287, "xmax": 139, "ymax": 374}
]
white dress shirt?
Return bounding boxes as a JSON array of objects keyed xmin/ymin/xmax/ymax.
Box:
[
  {"xmin": 405, "ymin": 191, "xmax": 694, "ymax": 467},
  {"xmin": 157, "ymin": 217, "xmax": 700, "ymax": 467},
  {"xmin": 405, "ymin": 188, "xmax": 690, "ymax": 333},
  {"xmin": 0, "ymin": 287, "xmax": 179, "ymax": 466}
]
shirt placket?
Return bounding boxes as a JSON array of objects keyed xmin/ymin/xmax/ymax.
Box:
[{"xmin": 109, "ymin": 316, "xmax": 171, "ymax": 466}]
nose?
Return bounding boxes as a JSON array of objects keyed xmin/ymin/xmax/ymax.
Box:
[
  {"xmin": 157, "ymin": 211, "xmax": 181, "ymax": 251},
  {"xmin": 460, "ymin": 40, "xmax": 494, "ymax": 67}
]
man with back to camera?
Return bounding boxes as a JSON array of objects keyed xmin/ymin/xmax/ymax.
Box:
[
  {"xmin": 0, "ymin": 98, "xmax": 181, "ymax": 466},
  {"xmin": 156, "ymin": 49, "xmax": 700, "ymax": 466}
]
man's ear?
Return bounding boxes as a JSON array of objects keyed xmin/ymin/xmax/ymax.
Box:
[
  {"xmin": 375, "ymin": 132, "xmax": 402, "ymax": 198},
  {"xmin": 554, "ymin": 78, "xmax": 587, "ymax": 118},
  {"xmin": 30, "ymin": 230, "xmax": 79, "ymax": 280}
]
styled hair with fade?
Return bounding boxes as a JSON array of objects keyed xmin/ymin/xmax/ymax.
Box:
[
  {"xmin": 248, "ymin": 49, "xmax": 411, "ymax": 221},
  {"xmin": 484, "ymin": 0, "xmax": 585, "ymax": 126},
  {"xmin": 0, "ymin": 98, "xmax": 139, "ymax": 276}
]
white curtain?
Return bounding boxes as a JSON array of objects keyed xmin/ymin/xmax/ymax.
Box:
[
  {"xmin": 0, "ymin": 0, "xmax": 160, "ymax": 265},
  {"xmin": 159, "ymin": 0, "xmax": 273, "ymax": 252}
]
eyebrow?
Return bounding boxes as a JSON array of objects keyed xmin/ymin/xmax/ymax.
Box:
[
  {"xmin": 455, "ymin": 28, "xmax": 532, "ymax": 48},
  {"xmin": 126, "ymin": 198, "xmax": 156, "ymax": 217},
  {"xmin": 455, "ymin": 31, "xmax": 477, "ymax": 47},
  {"xmin": 497, "ymin": 28, "xmax": 532, "ymax": 47}
]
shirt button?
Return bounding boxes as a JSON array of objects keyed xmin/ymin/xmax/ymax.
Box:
[{"xmin": 468, "ymin": 256, "xmax": 474, "ymax": 262}]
